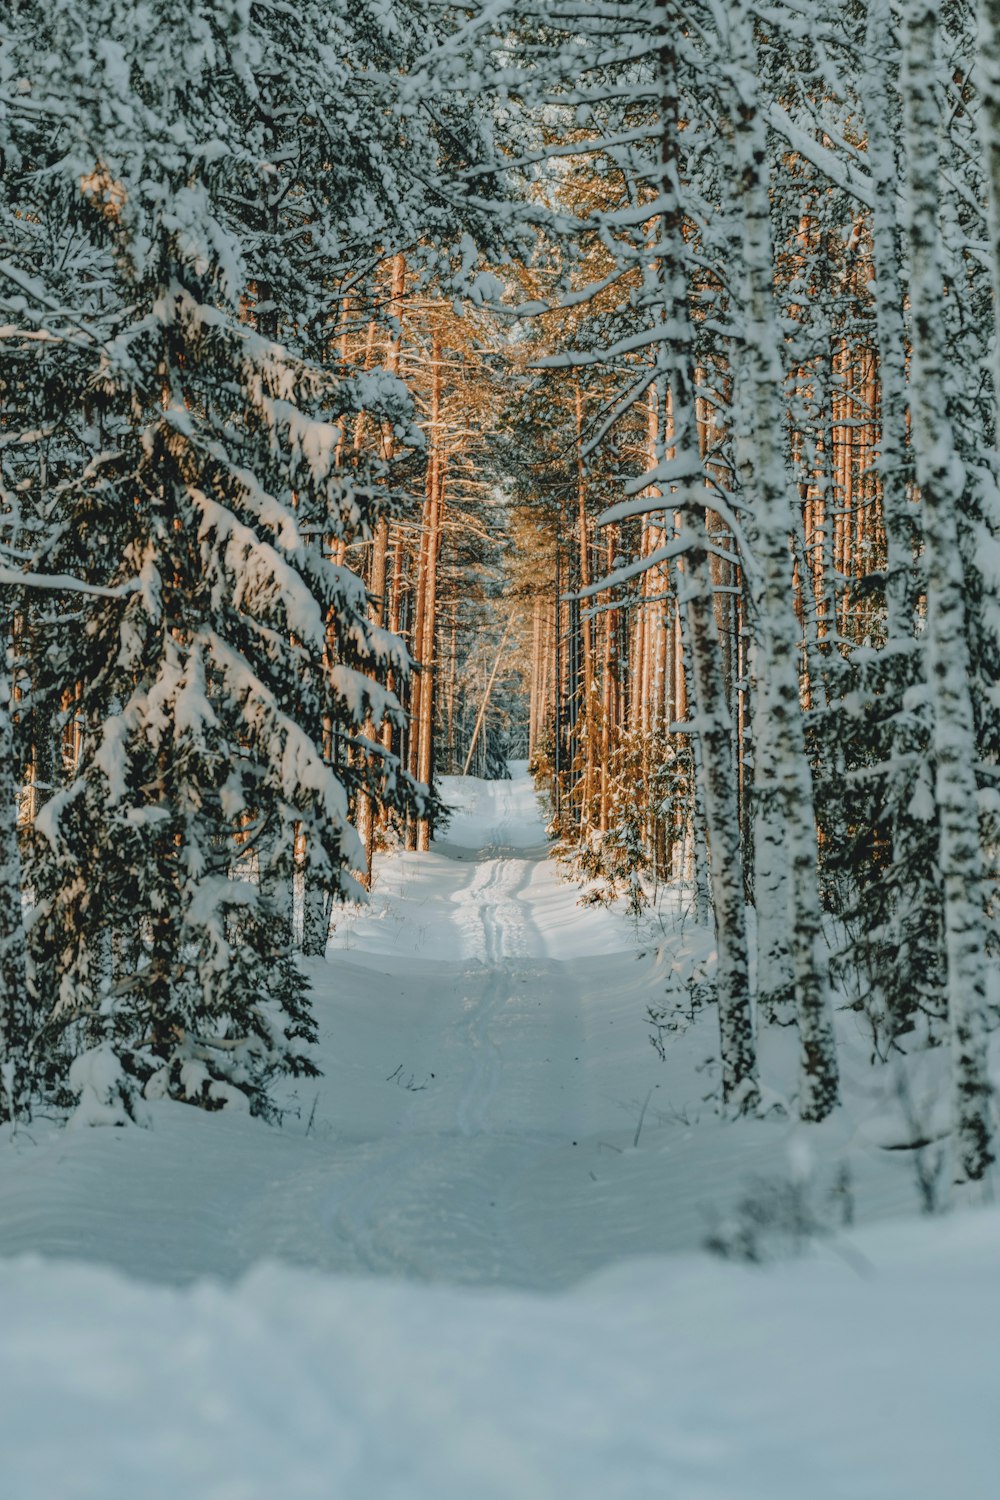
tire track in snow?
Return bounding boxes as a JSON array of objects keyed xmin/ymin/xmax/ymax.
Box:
[
  {"xmin": 452, "ymin": 780, "xmax": 548, "ymax": 1138},
  {"xmin": 455, "ymin": 782, "xmax": 515, "ymax": 1138}
]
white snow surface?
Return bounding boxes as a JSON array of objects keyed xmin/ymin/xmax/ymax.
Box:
[
  {"xmin": 2, "ymin": 1211, "xmax": 997, "ymax": 1500},
  {"xmin": 1, "ymin": 765, "xmax": 997, "ymax": 1497}
]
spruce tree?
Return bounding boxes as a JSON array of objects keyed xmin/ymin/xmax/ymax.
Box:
[{"xmin": 10, "ymin": 0, "xmax": 420, "ymax": 1116}]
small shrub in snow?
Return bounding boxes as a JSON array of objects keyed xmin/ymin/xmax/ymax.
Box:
[
  {"xmin": 703, "ymin": 1162, "xmax": 856, "ymax": 1265},
  {"xmin": 68, "ymin": 1045, "xmax": 148, "ymax": 1129}
]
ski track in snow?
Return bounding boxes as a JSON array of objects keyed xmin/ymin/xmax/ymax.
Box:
[{"xmin": 455, "ymin": 781, "xmax": 525, "ymax": 1139}]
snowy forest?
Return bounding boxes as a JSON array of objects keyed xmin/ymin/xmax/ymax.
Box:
[{"xmin": 1, "ymin": 2, "xmax": 998, "ymax": 1496}]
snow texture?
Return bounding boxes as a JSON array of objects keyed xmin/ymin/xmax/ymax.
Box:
[
  {"xmin": 0, "ymin": 1208, "xmax": 997, "ymax": 1500},
  {"xmin": 0, "ymin": 768, "xmax": 996, "ymax": 1496}
]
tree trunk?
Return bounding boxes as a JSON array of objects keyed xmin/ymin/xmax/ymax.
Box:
[
  {"xmin": 901, "ymin": 0, "xmax": 994, "ymax": 1179},
  {"xmin": 574, "ymin": 379, "xmax": 596, "ymax": 829},
  {"xmin": 651, "ymin": 28, "xmax": 758, "ymax": 1108},
  {"xmin": 865, "ymin": 0, "xmax": 917, "ymax": 634},
  {"xmin": 728, "ymin": 0, "xmax": 839, "ymax": 1120},
  {"xmin": 0, "ymin": 668, "xmax": 30, "ymax": 1121},
  {"xmin": 415, "ymin": 333, "xmax": 445, "ymax": 851}
]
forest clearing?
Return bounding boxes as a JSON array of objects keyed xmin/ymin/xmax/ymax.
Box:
[{"xmin": 2, "ymin": 0, "xmax": 999, "ymax": 1494}]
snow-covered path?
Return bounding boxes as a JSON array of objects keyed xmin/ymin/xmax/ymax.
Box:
[
  {"xmin": 0, "ymin": 766, "xmax": 923, "ymax": 1287},
  {"xmin": 1, "ymin": 768, "xmax": 997, "ymax": 1498},
  {"xmin": 234, "ymin": 769, "xmax": 676, "ymax": 1289}
]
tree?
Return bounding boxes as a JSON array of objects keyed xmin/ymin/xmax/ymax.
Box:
[
  {"xmin": 6, "ymin": 0, "xmax": 420, "ymax": 1116},
  {"xmin": 899, "ymin": 0, "xmax": 993, "ymax": 1179}
]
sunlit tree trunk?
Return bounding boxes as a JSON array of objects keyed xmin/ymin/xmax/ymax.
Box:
[
  {"xmin": 575, "ymin": 377, "xmax": 596, "ymax": 829},
  {"xmin": 865, "ymin": 0, "xmax": 916, "ymax": 633},
  {"xmin": 0, "ymin": 665, "xmax": 30, "ymax": 1121},
  {"xmin": 978, "ymin": 0, "xmax": 1000, "ymax": 420},
  {"xmin": 411, "ymin": 331, "xmax": 445, "ymax": 851}
]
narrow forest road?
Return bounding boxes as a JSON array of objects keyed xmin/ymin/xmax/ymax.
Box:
[
  {"xmin": 0, "ymin": 765, "xmax": 916, "ymax": 1288},
  {"xmin": 234, "ymin": 767, "xmax": 676, "ymax": 1288}
]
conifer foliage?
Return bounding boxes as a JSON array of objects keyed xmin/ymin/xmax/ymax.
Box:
[{"xmin": 1, "ymin": 0, "xmax": 430, "ymax": 1118}]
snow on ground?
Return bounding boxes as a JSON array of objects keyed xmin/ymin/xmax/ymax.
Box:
[
  {"xmin": 2, "ymin": 1209, "xmax": 998, "ymax": 1500},
  {"xmin": 0, "ymin": 763, "xmax": 997, "ymax": 1495}
]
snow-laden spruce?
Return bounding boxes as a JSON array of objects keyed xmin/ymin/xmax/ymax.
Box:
[{"xmin": 3, "ymin": 0, "xmax": 423, "ymax": 1118}]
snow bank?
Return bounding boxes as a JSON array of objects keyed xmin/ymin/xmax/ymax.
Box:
[{"xmin": 1, "ymin": 1210, "xmax": 997, "ymax": 1500}]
